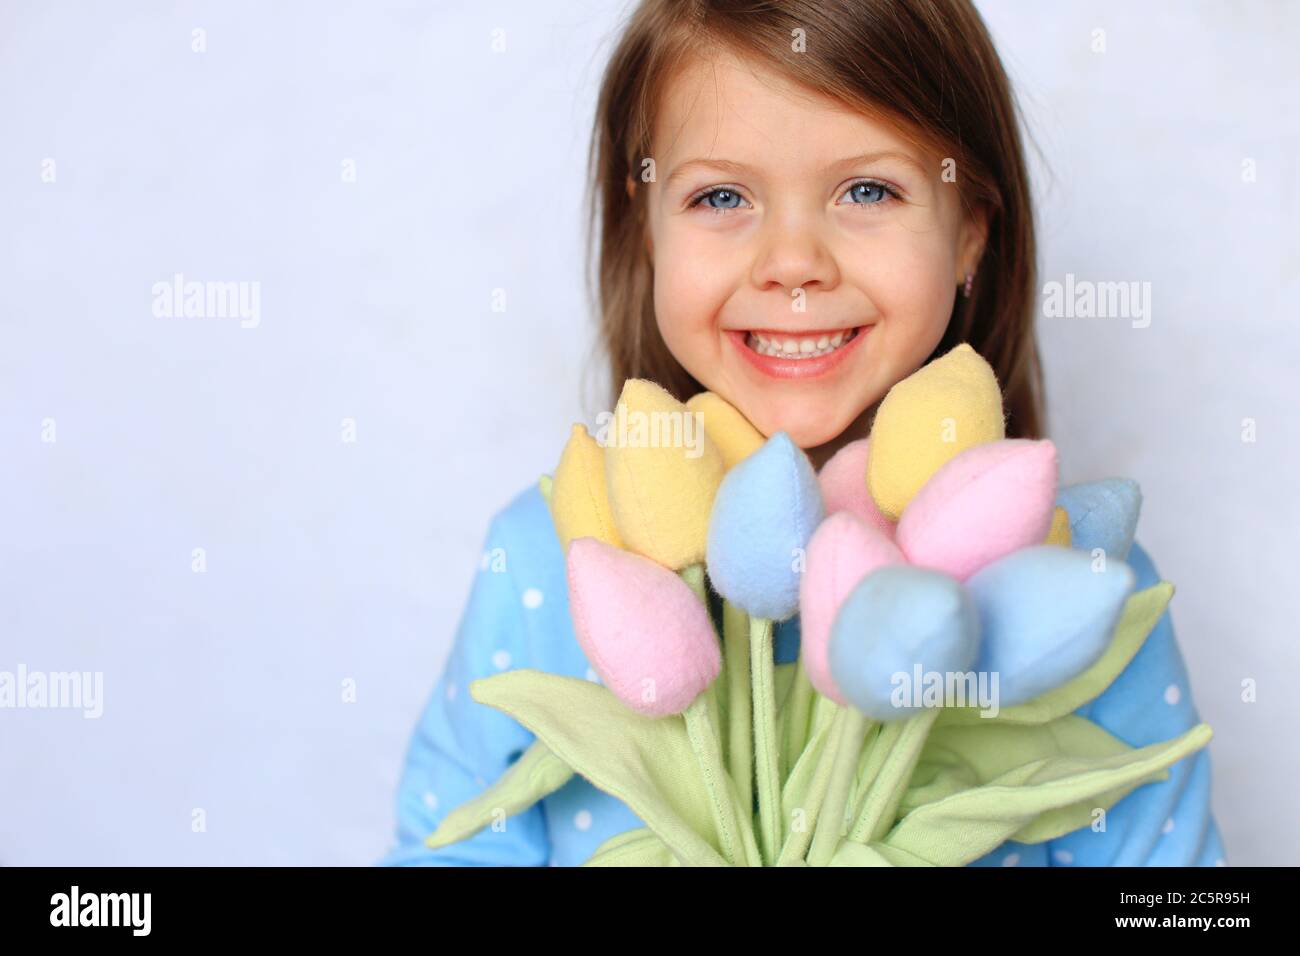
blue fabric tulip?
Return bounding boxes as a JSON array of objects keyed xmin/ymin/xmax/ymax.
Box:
[
  {"xmin": 706, "ymin": 431, "xmax": 824, "ymax": 621},
  {"xmin": 828, "ymin": 565, "xmax": 980, "ymax": 721},
  {"xmin": 1056, "ymin": 478, "xmax": 1142, "ymax": 561},
  {"xmin": 967, "ymin": 544, "xmax": 1136, "ymax": 708}
]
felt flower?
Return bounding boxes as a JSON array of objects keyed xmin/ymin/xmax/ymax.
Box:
[
  {"xmin": 685, "ymin": 391, "xmax": 766, "ymax": 470},
  {"xmin": 827, "ymin": 564, "xmax": 981, "ymax": 721},
  {"xmin": 549, "ymin": 424, "xmax": 623, "ymax": 552},
  {"xmin": 1055, "ymin": 478, "xmax": 1142, "ymax": 561},
  {"xmin": 566, "ymin": 537, "xmax": 721, "ymax": 717},
  {"xmin": 895, "ymin": 438, "xmax": 1059, "ymax": 580},
  {"xmin": 816, "ymin": 437, "xmax": 896, "ymax": 538},
  {"xmin": 799, "ymin": 511, "xmax": 906, "ymax": 705},
  {"xmin": 867, "ymin": 343, "xmax": 1005, "ymax": 520},
  {"xmin": 603, "ymin": 379, "xmax": 726, "ymax": 569},
  {"xmin": 966, "ymin": 544, "xmax": 1136, "ymax": 707},
  {"xmin": 706, "ymin": 432, "xmax": 825, "ymax": 621}
]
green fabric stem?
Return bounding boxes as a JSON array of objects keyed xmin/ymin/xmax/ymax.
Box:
[
  {"xmin": 679, "ymin": 563, "xmax": 754, "ymax": 865},
  {"xmin": 679, "ymin": 563, "xmax": 726, "ymax": 758},
  {"xmin": 750, "ymin": 615, "xmax": 782, "ymax": 865},
  {"xmin": 683, "ymin": 693, "xmax": 751, "ymax": 865},
  {"xmin": 807, "ymin": 708, "xmax": 873, "ymax": 866},
  {"xmin": 722, "ymin": 600, "xmax": 753, "ymax": 818},
  {"xmin": 774, "ymin": 700, "xmax": 844, "ymax": 865},
  {"xmin": 849, "ymin": 708, "xmax": 941, "ymax": 844},
  {"xmin": 779, "ymin": 655, "xmax": 816, "ymax": 776}
]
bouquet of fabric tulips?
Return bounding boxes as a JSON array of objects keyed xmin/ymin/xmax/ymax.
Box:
[{"xmin": 426, "ymin": 343, "xmax": 1213, "ymax": 866}]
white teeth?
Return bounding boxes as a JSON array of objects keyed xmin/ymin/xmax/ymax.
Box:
[{"xmin": 745, "ymin": 328, "xmax": 859, "ymax": 359}]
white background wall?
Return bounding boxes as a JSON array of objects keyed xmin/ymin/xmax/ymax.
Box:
[{"xmin": 1, "ymin": 0, "xmax": 1294, "ymax": 865}]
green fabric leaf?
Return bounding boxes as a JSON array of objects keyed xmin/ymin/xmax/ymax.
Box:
[
  {"xmin": 882, "ymin": 722, "xmax": 1213, "ymax": 866},
  {"xmin": 584, "ymin": 827, "xmax": 678, "ymax": 866},
  {"xmin": 918, "ymin": 713, "xmax": 1137, "ymax": 788},
  {"xmin": 470, "ymin": 669, "xmax": 729, "ymax": 867},
  {"xmin": 896, "ymin": 752, "xmax": 979, "ymax": 815},
  {"xmin": 939, "ymin": 581, "xmax": 1173, "ymax": 726},
  {"xmin": 425, "ymin": 739, "xmax": 573, "ymax": 850},
  {"xmin": 829, "ymin": 840, "xmax": 934, "ymax": 867}
]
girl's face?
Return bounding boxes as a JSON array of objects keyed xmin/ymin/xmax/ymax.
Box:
[{"xmin": 642, "ymin": 51, "xmax": 986, "ymax": 465}]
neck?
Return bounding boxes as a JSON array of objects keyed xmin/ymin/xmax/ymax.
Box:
[{"xmin": 805, "ymin": 401, "xmax": 879, "ymax": 471}]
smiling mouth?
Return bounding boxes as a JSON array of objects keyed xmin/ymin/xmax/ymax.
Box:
[{"xmin": 743, "ymin": 327, "xmax": 862, "ymax": 359}]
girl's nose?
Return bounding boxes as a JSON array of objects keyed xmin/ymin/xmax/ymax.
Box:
[{"xmin": 750, "ymin": 215, "xmax": 841, "ymax": 298}]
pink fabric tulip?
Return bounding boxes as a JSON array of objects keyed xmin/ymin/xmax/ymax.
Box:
[
  {"xmin": 816, "ymin": 437, "xmax": 896, "ymax": 538},
  {"xmin": 897, "ymin": 439, "xmax": 1058, "ymax": 581},
  {"xmin": 566, "ymin": 537, "xmax": 721, "ymax": 717},
  {"xmin": 798, "ymin": 512, "xmax": 906, "ymax": 704}
]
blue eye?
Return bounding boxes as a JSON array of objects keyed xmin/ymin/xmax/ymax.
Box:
[
  {"xmin": 841, "ymin": 180, "xmax": 895, "ymax": 206},
  {"xmin": 690, "ymin": 187, "xmax": 748, "ymax": 211}
]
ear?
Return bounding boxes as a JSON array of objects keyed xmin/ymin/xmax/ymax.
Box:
[{"xmin": 956, "ymin": 205, "xmax": 990, "ymax": 283}]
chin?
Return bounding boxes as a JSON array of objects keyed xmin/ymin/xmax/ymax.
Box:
[{"xmin": 742, "ymin": 399, "xmax": 863, "ymax": 452}]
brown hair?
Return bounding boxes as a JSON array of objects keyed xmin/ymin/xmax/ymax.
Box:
[{"xmin": 583, "ymin": 0, "xmax": 1046, "ymax": 439}]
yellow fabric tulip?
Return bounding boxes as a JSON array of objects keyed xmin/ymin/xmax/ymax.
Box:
[
  {"xmin": 549, "ymin": 425, "xmax": 623, "ymax": 552},
  {"xmin": 603, "ymin": 379, "xmax": 725, "ymax": 569},
  {"xmin": 685, "ymin": 391, "xmax": 766, "ymax": 470},
  {"xmin": 537, "ymin": 473, "xmax": 554, "ymax": 507},
  {"xmin": 867, "ymin": 343, "xmax": 1006, "ymax": 519},
  {"xmin": 1045, "ymin": 505, "xmax": 1072, "ymax": 547}
]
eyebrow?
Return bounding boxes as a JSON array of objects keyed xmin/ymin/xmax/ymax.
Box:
[{"xmin": 664, "ymin": 150, "xmax": 929, "ymax": 186}]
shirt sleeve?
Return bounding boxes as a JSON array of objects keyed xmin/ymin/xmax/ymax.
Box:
[
  {"xmin": 1044, "ymin": 538, "xmax": 1228, "ymax": 866},
  {"xmin": 377, "ymin": 505, "xmax": 551, "ymax": 866}
]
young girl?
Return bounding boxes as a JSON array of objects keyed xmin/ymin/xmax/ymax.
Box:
[{"xmin": 381, "ymin": 0, "xmax": 1225, "ymax": 867}]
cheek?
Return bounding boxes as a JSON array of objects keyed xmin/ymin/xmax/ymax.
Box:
[
  {"xmin": 855, "ymin": 226, "xmax": 957, "ymax": 331},
  {"xmin": 652, "ymin": 235, "xmax": 731, "ymax": 361}
]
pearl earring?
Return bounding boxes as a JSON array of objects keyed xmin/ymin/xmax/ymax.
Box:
[{"xmin": 962, "ymin": 271, "xmax": 974, "ymax": 299}]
